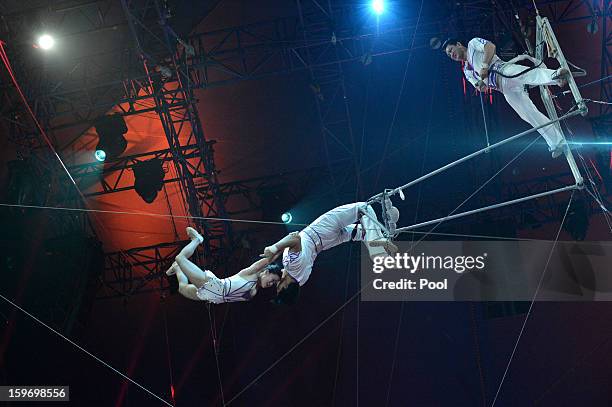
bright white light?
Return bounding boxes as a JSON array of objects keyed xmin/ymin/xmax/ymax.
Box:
[
  {"xmin": 371, "ymin": 0, "xmax": 385, "ymax": 15},
  {"xmin": 281, "ymin": 212, "xmax": 293, "ymax": 224},
  {"xmin": 94, "ymin": 149, "xmax": 107, "ymax": 162},
  {"xmin": 38, "ymin": 34, "xmax": 55, "ymax": 50}
]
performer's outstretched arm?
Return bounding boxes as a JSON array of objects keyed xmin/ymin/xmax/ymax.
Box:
[
  {"xmin": 260, "ymin": 231, "xmax": 301, "ymax": 261},
  {"xmin": 239, "ymin": 257, "xmax": 274, "ymax": 277}
]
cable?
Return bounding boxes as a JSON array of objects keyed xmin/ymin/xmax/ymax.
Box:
[
  {"xmin": 0, "ymin": 202, "xmax": 311, "ymax": 227},
  {"xmin": 553, "ymin": 74, "xmax": 612, "ymax": 98},
  {"xmin": 373, "ymin": 0, "xmax": 425, "ymax": 190},
  {"xmin": 0, "ymin": 43, "xmax": 80, "ymax": 191},
  {"xmin": 207, "ymin": 304, "xmax": 226, "ymax": 406},
  {"xmin": 385, "ymin": 53, "xmax": 439, "ymax": 406},
  {"xmin": 227, "ymin": 120, "xmax": 559, "ymax": 404},
  {"xmin": 0, "ymin": 292, "xmax": 173, "ymax": 407},
  {"xmin": 479, "ymin": 91, "xmax": 491, "ymax": 149},
  {"xmin": 490, "ymin": 189, "xmax": 575, "ymax": 407},
  {"xmin": 161, "ymin": 301, "xmax": 177, "ymax": 406}
]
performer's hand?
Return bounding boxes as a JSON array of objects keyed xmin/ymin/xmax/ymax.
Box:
[
  {"xmin": 479, "ymin": 67, "xmax": 489, "ymax": 79},
  {"xmin": 260, "ymin": 246, "xmax": 278, "ymax": 260},
  {"xmin": 476, "ymin": 81, "xmax": 489, "ymax": 93}
]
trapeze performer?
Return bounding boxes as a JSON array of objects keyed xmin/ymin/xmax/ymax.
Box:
[
  {"xmin": 442, "ymin": 37, "xmax": 570, "ymax": 158},
  {"xmin": 260, "ymin": 202, "xmax": 398, "ymax": 304},
  {"xmin": 166, "ymin": 227, "xmax": 282, "ymax": 303}
]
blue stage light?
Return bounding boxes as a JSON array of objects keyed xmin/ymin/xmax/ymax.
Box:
[
  {"xmin": 371, "ymin": 0, "xmax": 384, "ymax": 15},
  {"xmin": 94, "ymin": 149, "xmax": 107, "ymax": 162},
  {"xmin": 281, "ymin": 212, "xmax": 293, "ymax": 224}
]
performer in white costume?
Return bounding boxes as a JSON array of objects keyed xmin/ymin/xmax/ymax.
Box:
[
  {"xmin": 260, "ymin": 202, "xmax": 397, "ymax": 304},
  {"xmin": 167, "ymin": 227, "xmax": 281, "ymax": 304},
  {"xmin": 443, "ymin": 37, "xmax": 570, "ymax": 158}
]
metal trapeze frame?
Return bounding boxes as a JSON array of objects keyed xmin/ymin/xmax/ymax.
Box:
[{"xmin": 367, "ymin": 15, "xmax": 589, "ymax": 236}]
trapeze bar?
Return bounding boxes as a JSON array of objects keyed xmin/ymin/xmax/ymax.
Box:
[
  {"xmin": 369, "ymin": 109, "xmax": 582, "ymax": 203},
  {"xmin": 396, "ymin": 184, "xmax": 579, "ymax": 232}
]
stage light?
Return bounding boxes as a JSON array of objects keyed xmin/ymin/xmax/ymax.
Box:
[
  {"xmin": 281, "ymin": 212, "xmax": 293, "ymax": 224},
  {"xmin": 586, "ymin": 19, "xmax": 598, "ymax": 34},
  {"xmin": 133, "ymin": 159, "xmax": 165, "ymax": 203},
  {"xmin": 94, "ymin": 114, "xmax": 128, "ymax": 161},
  {"xmin": 371, "ymin": 0, "xmax": 384, "ymax": 15},
  {"xmin": 429, "ymin": 37, "xmax": 442, "ymax": 50},
  {"xmin": 94, "ymin": 149, "xmax": 106, "ymax": 162},
  {"xmin": 37, "ymin": 34, "xmax": 55, "ymax": 50}
]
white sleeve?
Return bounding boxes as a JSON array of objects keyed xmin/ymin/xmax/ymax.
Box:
[{"xmin": 468, "ymin": 37, "xmax": 488, "ymax": 53}]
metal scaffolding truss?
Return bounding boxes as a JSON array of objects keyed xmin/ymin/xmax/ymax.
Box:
[
  {"xmin": 34, "ymin": 6, "xmax": 423, "ymax": 135},
  {"xmin": 295, "ymin": 0, "xmax": 364, "ymax": 199},
  {"xmin": 97, "ymin": 239, "xmax": 185, "ymax": 300},
  {"xmin": 119, "ymin": 0, "xmax": 231, "ymax": 268},
  {"xmin": 4, "ymin": 0, "xmax": 609, "ymax": 299},
  {"xmin": 66, "ymin": 142, "xmax": 214, "ymax": 197}
]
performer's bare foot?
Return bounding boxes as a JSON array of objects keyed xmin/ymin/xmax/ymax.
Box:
[
  {"xmin": 186, "ymin": 227, "xmax": 204, "ymax": 244},
  {"xmin": 166, "ymin": 262, "xmax": 179, "ymax": 276},
  {"xmin": 369, "ymin": 239, "xmax": 398, "ymax": 255}
]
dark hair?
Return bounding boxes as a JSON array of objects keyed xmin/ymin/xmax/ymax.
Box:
[
  {"xmin": 265, "ymin": 262, "xmax": 283, "ymax": 278},
  {"xmin": 271, "ymin": 282, "xmax": 300, "ymax": 305},
  {"xmin": 441, "ymin": 38, "xmax": 461, "ymax": 51}
]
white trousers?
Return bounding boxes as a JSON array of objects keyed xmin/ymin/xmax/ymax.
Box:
[
  {"xmin": 305, "ymin": 202, "xmax": 385, "ymax": 254},
  {"xmin": 499, "ymin": 64, "xmax": 564, "ymax": 150}
]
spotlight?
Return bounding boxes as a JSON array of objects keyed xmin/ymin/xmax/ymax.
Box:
[
  {"xmin": 37, "ymin": 34, "xmax": 55, "ymax": 50},
  {"xmin": 586, "ymin": 19, "xmax": 598, "ymax": 34},
  {"xmin": 429, "ymin": 37, "xmax": 442, "ymax": 50},
  {"xmin": 94, "ymin": 114, "xmax": 128, "ymax": 161},
  {"xmin": 281, "ymin": 212, "xmax": 293, "ymax": 224},
  {"xmin": 94, "ymin": 150, "xmax": 106, "ymax": 162},
  {"xmin": 371, "ymin": 0, "xmax": 385, "ymax": 15},
  {"xmin": 133, "ymin": 159, "xmax": 165, "ymax": 203}
]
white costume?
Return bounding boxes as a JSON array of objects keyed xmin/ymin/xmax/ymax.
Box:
[
  {"xmin": 196, "ymin": 272, "xmax": 256, "ymax": 304},
  {"xmin": 463, "ymin": 37, "xmax": 565, "ymax": 152},
  {"xmin": 282, "ymin": 202, "xmax": 388, "ymax": 286}
]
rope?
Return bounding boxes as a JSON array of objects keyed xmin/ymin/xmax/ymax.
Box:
[
  {"xmin": 226, "ymin": 121, "xmax": 557, "ymax": 404},
  {"xmin": 0, "ymin": 42, "xmax": 80, "ymax": 192},
  {"xmin": 584, "ymin": 99, "xmax": 612, "ymax": 106},
  {"xmin": 207, "ymin": 304, "xmax": 226, "ymax": 406},
  {"xmin": 162, "ymin": 301, "xmax": 177, "ymax": 406},
  {"xmin": 553, "ymin": 74, "xmax": 612, "ymax": 98},
  {"xmin": 0, "ymin": 203, "xmax": 311, "ymax": 227},
  {"xmin": 1, "ymin": 40, "xmax": 177, "ymax": 404},
  {"xmin": 385, "ymin": 51, "xmax": 439, "ymax": 406},
  {"xmin": 490, "ymin": 189, "xmax": 575, "ymax": 407},
  {"xmin": 373, "ymin": 0, "xmax": 425, "ymax": 190},
  {"xmin": 2, "ymin": 202, "xmax": 577, "ymax": 242},
  {"xmin": 479, "ymin": 91, "xmax": 491, "ymax": 149},
  {"xmin": 330, "ymin": 245, "xmax": 355, "ymax": 406},
  {"xmin": 553, "ymin": 102, "xmax": 612, "ymax": 232},
  {"xmin": 0, "ymin": 292, "xmax": 173, "ymax": 406}
]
